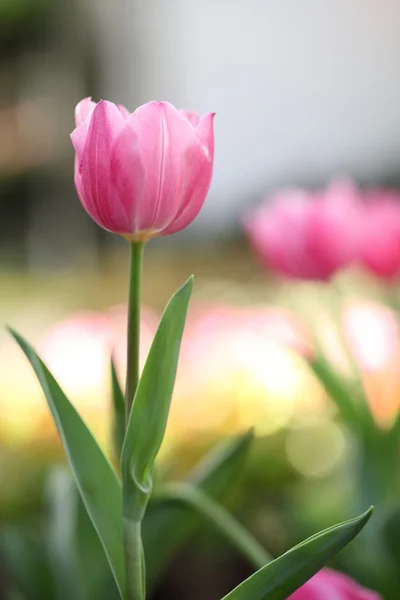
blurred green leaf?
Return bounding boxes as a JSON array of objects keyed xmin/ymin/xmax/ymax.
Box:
[
  {"xmin": 46, "ymin": 469, "xmax": 121, "ymax": 600},
  {"xmin": 312, "ymin": 351, "xmax": 400, "ymax": 508},
  {"xmin": 310, "ymin": 355, "xmax": 361, "ymax": 430},
  {"xmin": 382, "ymin": 507, "xmax": 400, "ymax": 569},
  {"xmin": 221, "ymin": 507, "xmax": 373, "ymax": 600},
  {"xmin": 143, "ymin": 430, "xmax": 254, "ymax": 587},
  {"xmin": 46, "ymin": 469, "xmax": 82, "ymax": 600},
  {"xmin": 9, "ymin": 329, "xmax": 125, "ymax": 599},
  {"xmin": 188, "ymin": 429, "xmax": 254, "ymax": 493},
  {"xmin": 121, "ymin": 277, "xmax": 193, "ymax": 519},
  {"xmin": 0, "ymin": 0, "xmax": 51, "ymax": 30},
  {"xmin": 155, "ymin": 481, "xmax": 271, "ymax": 568},
  {"xmin": 305, "ymin": 289, "xmax": 375, "ymax": 436},
  {"xmin": 0, "ymin": 524, "xmax": 57, "ymax": 600},
  {"xmin": 111, "ymin": 358, "xmax": 125, "ymax": 462}
]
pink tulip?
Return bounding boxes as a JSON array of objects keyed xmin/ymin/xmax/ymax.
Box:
[
  {"xmin": 244, "ymin": 180, "xmax": 362, "ymax": 280},
  {"xmin": 290, "ymin": 569, "xmax": 381, "ymax": 600},
  {"xmin": 359, "ymin": 192, "xmax": 400, "ymax": 279},
  {"xmin": 71, "ymin": 98, "xmax": 215, "ymax": 240}
]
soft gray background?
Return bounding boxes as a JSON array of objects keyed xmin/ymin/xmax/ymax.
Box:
[{"xmin": 87, "ymin": 0, "xmax": 400, "ymax": 234}]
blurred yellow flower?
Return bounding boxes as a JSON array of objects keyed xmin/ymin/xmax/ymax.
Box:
[{"xmin": 166, "ymin": 304, "xmax": 323, "ymax": 450}]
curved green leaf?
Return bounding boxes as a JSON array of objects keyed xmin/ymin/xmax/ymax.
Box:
[
  {"xmin": 221, "ymin": 507, "xmax": 373, "ymax": 600},
  {"xmin": 154, "ymin": 481, "xmax": 271, "ymax": 568},
  {"xmin": 9, "ymin": 329, "xmax": 125, "ymax": 599},
  {"xmin": 121, "ymin": 277, "xmax": 193, "ymax": 520},
  {"xmin": 111, "ymin": 357, "xmax": 125, "ymax": 462},
  {"xmin": 144, "ymin": 430, "xmax": 254, "ymax": 587}
]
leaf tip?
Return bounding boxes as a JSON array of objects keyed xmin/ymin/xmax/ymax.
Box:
[
  {"xmin": 7, "ymin": 326, "xmax": 24, "ymax": 347},
  {"xmin": 246, "ymin": 426, "xmax": 255, "ymax": 439},
  {"xmin": 355, "ymin": 505, "xmax": 374, "ymax": 531},
  {"xmin": 239, "ymin": 428, "xmax": 255, "ymax": 446},
  {"xmin": 186, "ymin": 274, "xmax": 194, "ymax": 291},
  {"xmin": 178, "ymin": 274, "xmax": 194, "ymax": 299}
]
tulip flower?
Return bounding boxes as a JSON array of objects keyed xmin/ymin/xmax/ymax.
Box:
[
  {"xmin": 359, "ymin": 192, "xmax": 400, "ymax": 279},
  {"xmin": 290, "ymin": 568, "xmax": 381, "ymax": 599},
  {"xmin": 71, "ymin": 98, "xmax": 215, "ymax": 240},
  {"xmin": 244, "ymin": 180, "xmax": 362, "ymax": 280}
]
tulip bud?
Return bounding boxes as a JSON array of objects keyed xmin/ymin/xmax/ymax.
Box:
[{"xmin": 71, "ymin": 98, "xmax": 215, "ymax": 241}]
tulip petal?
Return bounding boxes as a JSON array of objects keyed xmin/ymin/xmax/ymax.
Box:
[
  {"xmin": 75, "ymin": 97, "xmax": 96, "ymax": 127},
  {"xmin": 79, "ymin": 101, "xmax": 126, "ymax": 230},
  {"xmin": 109, "ymin": 122, "xmax": 144, "ymax": 232},
  {"xmin": 128, "ymin": 102, "xmax": 198, "ymax": 232},
  {"xmin": 162, "ymin": 112, "xmax": 215, "ymax": 235},
  {"xmin": 117, "ymin": 104, "xmax": 131, "ymax": 119},
  {"xmin": 180, "ymin": 110, "xmax": 201, "ymax": 126},
  {"xmin": 161, "ymin": 148, "xmax": 213, "ymax": 235},
  {"xmin": 73, "ymin": 156, "xmax": 85, "ymax": 205},
  {"xmin": 193, "ymin": 112, "xmax": 215, "ymax": 155},
  {"xmin": 71, "ymin": 122, "xmax": 89, "ymax": 165}
]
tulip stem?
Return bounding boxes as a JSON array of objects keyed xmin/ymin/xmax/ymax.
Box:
[
  {"xmin": 124, "ymin": 241, "xmax": 145, "ymax": 600},
  {"xmin": 123, "ymin": 518, "xmax": 145, "ymax": 600},
  {"xmin": 125, "ymin": 241, "xmax": 145, "ymax": 427}
]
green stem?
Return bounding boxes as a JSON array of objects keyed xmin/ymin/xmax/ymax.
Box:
[
  {"xmin": 155, "ymin": 482, "xmax": 272, "ymax": 569},
  {"xmin": 123, "ymin": 518, "xmax": 145, "ymax": 600},
  {"xmin": 125, "ymin": 242, "xmax": 144, "ymax": 427},
  {"xmin": 124, "ymin": 242, "xmax": 145, "ymax": 600}
]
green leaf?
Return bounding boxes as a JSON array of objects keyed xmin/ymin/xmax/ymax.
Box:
[
  {"xmin": 0, "ymin": 525, "xmax": 57, "ymax": 600},
  {"xmin": 144, "ymin": 430, "xmax": 254, "ymax": 587},
  {"xmin": 154, "ymin": 481, "xmax": 271, "ymax": 568},
  {"xmin": 9, "ymin": 329, "xmax": 125, "ymax": 599},
  {"xmin": 121, "ymin": 276, "xmax": 193, "ymax": 519},
  {"xmin": 221, "ymin": 507, "xmax": 373, "ymax": 600},
  {"xmin": 310, "ymin": 355, "xmax": 361, "ymax": 430},
  {"xmin": 75, "ymin": 494, "xmax": 122, "ymax": 600},
  {"xmin": 46, "ymin": 469, "xmax": 83, "ymax": 600},
  {"xmin": 111, "ymin": 357, "xmax": 126, "ymax": 461},
  {"xmin": 47, "ymin": 468, "xmax": 120, "ymax": 600},
  {"xmin": 303, "ymin": 291, "xmax": 375, "ymax": 435},
  {"xmin": 188, "ymin": 429, "xmax": 254, "ymax": 494}
]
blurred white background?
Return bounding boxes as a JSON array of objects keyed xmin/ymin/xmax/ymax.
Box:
[{"xmin": 87, "ymin": 0, "xmax": 400, "ymax": 234}]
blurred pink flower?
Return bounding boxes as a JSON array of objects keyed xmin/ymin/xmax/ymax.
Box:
[
  {"xmin": 317, "ymin": 299, "xmax": 400, "ymax": 428},
  {"xmin": 182, "ymin": 303, "xmax": 311, "ymax": 359},
  {"xmin": 343, "ymin": 300, "xmax": 400, "ymax": 372},
  {"xmin": 359, "ymin": 191, "xmax": 400, "ymax": 279},
  {"xmin": 39, "ymin": 307, "xmax": 157, "ymax": 414},
  {"xmin": 71, "ymin": 98, "xmax": 215, "ymax": 241},
  {"xmin": 344, "ymin": 300, "xmax": 400, "ymax": 427},
  {"xmin": 245, "ymin": 180, "xmax": 362, "ymax": 280},
  {"xmin": 39, "ymin": 311, "xmax": 113, "ymax": 403},
  {"xmin": 290, "ymin": 568, "xmax": 381, "ymax": 600}
]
